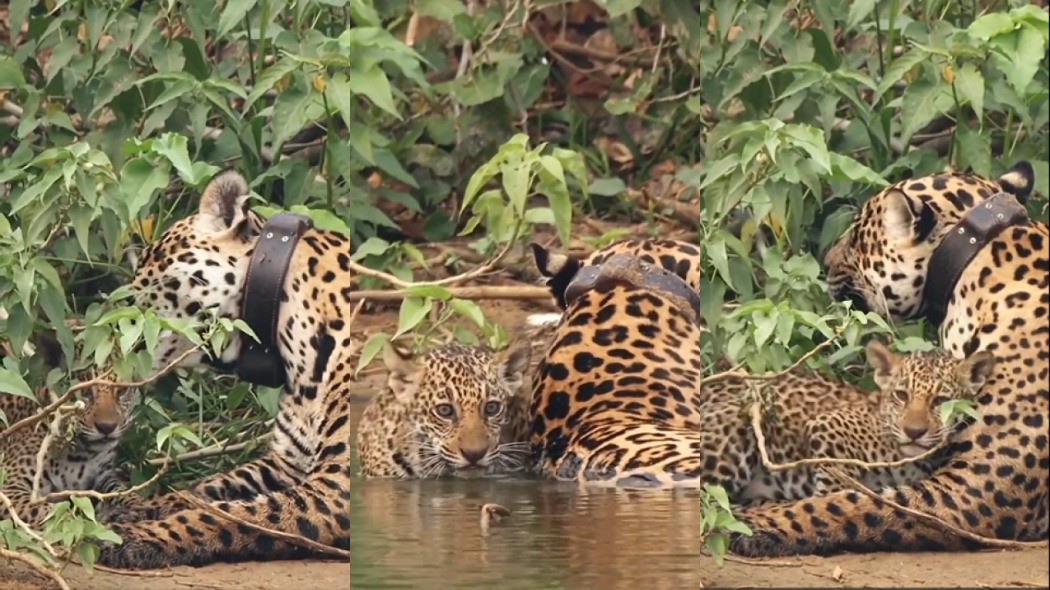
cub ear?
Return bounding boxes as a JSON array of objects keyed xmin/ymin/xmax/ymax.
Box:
[
  {"xmin": 865, "ymin": 339, "xmax": 900, "ymax": 390},
  {"xmin": 494, "ymin": 341, "xmax": 532, "ymax": 394},
  {"xmin": 196, "ymin": 170, "xmax": 252, "ymax": 236},
  {"xmin": 956, "ymin": 350, "xmax": 996, "ymax": 393},
  {"xmin": 383, "ymin": 341, "xmax": 419, "ymax": 402}
]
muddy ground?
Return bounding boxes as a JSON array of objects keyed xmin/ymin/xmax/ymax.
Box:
[{"xmin": 3, "ymin": 278, "xmax": 1048, "ymax": 590}]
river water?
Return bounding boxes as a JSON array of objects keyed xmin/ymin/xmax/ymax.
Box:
[{"xmin": 348, "ymin": 401, "xmax": 714, "ymax": 590}]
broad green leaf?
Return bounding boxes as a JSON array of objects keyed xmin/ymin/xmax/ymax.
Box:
[
  {"xmin": 707, "ymin": 235, "xmax": 733, "ymax": 289},
  {"xmin": 450, "ymin": 298, "xmax": 487, "ymax": 328},
  {"xmin": 271, "ymin": 85, "xmax": 321, "ymax": 152},
  {"xmin": 846, "ymin": 0, "xmax": 877, "ymax": 31},
  {"xmin": 0, "ymin": 56, "xmax": 26, "ymax": 90},
  {"xmin": 955, "ymin": 125, "xmax": 991, "ymax": 178},
  {"xmin": 1000, "ymin": 25, "xmax": 1046, "ymax": 95},
  {"xmin": 0, "ymin": 368, "xmax": 34, "ymax": 400},
  {"xmin": 874, "ymin": 49, "xmax": 929, "ymax": 101},
  {"xmin": 899, "ymin": 79, "xmax": 954, "ymax": 146},
  {"xmin": 968, "ymin": 12, "xmax": 1015, "ymax": 41},
  {"xmin": 416, "ymin": 0, "xmax": 465, "ymax": 22},
  {"xmin": 218, "ymin": 0, "xmax": 259, "ymax": 37},
  {"xmin": 395, "ymin": 297, "xmax": 432, "ymax": 337},
  {"xmin": 120, "ymin": 157, "xmax": 171, "ymax": 219},
  {"xmin": 589, "ymin": 178, "xmax": 626, "ymax": 196},
  {"xmin": 953, "ymin": 63, "xmax": 985, "ymax": 121},
  {"xmin": 244, "ymin": 59, "xmax": 300, "ymax": 110},
  {"xmin": 355, "ymin": 333, "xmax": 390, "ymax": 376},
  {"xmin": 828, "ymin": 153, "xmax": 888, "ymax": 186},
  {"xmin": 706, "ymin": 534, "xmax": 728, "ymax": 566},
  {"xmin": 347, "ymin": 65, "xmax": 400, "ymax": 118}
]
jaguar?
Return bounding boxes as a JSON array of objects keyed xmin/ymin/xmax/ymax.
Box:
[
  {"xmin": 1, "ymin": 377, "xmax": 138, "ymax": 525},
  {"xmin": 728, "ymin": 161, "xmax": 1049, "ymax": 556},
  {"xmin": 355, "ymin": 340, "xmax": 533, "ymax": 478},
  {"xmin": 95, "ymin": 170, "xmax": 359, "ymax": 568}
]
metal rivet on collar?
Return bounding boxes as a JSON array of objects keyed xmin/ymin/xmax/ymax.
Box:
[
  {"xmin": 997, "ymin": 213, "xmax": 1005, "ymax": 220},
  {"xmin": 281, "ymin": 236, "xmax": 290, "ymax": 242},
  {"xmin": 958, "ymin": 227, "xmax": 965, "ymax": 234},
  {"xmin": 985, "ymin": 202, "xmax": 993, "ymax": 209},
  {"xmin": 266, "ymin": 232, "xmax": 274, "ymax": 239},
  {"xmin": 969, "ymin": 237, "xmax": 977, "ymax": 244}
]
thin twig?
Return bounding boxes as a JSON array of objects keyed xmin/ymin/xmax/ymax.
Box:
[
  {"xmin": 1, "ymin": 345, "xmax": 201, "ymax": 441},
  {"xmin": 43, "ymin": 457, "xmax": 172, "ymax": 504},
  {"xmin": 345, "ymin": 285, "xmax": 553, "ymax": 302},
  {"xmin": 698, "ymin": 332, "xmax": 840, "ymax": 389},
  {"xmin": 0, "ymin": 547, "xmax": 71, "ymax": 590},
  {"xmin": 145, "ymin": 435, "xmax": 271, "ymax": 467},
  {"xmin": 173, "ymin": 491, "xmax": 352, "ymax": 560}
]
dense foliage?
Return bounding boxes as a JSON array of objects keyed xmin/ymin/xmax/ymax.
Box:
[{"xmin": 0, "ymin": 0, "xmax": 1046, "ymax": 578}]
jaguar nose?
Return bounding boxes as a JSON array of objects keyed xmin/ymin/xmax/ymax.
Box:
[
  {"xmin": 95, "ymin": 419, "xmax": 118, "ymax": 436},
  {"xmin": 904, "ymin": 426, "xmax": 928, "ymax": 441},
  {"xmin": 460, "ymin": 447, "xmax": 488, "ymax": 466}
]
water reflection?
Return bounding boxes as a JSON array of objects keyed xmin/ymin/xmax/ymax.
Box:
[{"xmin": 350, "ymin": 403, "xmax": 712, "ymax": 590}]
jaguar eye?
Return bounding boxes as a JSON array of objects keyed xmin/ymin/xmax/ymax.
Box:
[
  {"xmin": 893, "ymin": 390, "xmax": 909, "ymax": 402},
  {"xmin": 434, "ymin": 403, "xmax": 456, "ymax": 419},
  {"xmin": 483, "ymin": 401, "xmax": 502, "ymax": 417}
]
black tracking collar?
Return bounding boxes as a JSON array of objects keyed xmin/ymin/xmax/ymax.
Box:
[
  {"xmin": 236, "ymin": 213, "xmax": 314, "ymax": 388},
  {"xmin": 923, "ymin": 192, "xmax": 1028, "ymax": 325}
]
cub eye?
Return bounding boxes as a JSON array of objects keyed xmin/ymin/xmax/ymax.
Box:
[
  {"xmin": 893, "ymin": 390, "xmax": 909, "ymax": 402},
  {"xmin": 434, "ymin": 403, "xmax": 456, "ymax": 419},
  {"xmin": 483, "ymin": 401, "xmax": 502, "ymax": 417}
]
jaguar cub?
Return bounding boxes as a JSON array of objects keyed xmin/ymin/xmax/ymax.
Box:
[
  {"xmin": 805, "ymin": 341, "xmax": 995, "ymax": 494},
  {"xmin": 356, "ymin": 340, "xmax": 533, "ymax": 478},
  {"xmin": 1, "ymin": 379, "xmax": 139, "ymax": 525}
]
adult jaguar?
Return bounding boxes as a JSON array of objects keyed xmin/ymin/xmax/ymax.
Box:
[
  {"xmin": 728, "ymin": 161, "xmax": 1049, "ymax": 556},
  {"xmin": 95, "ymin": 171, "xmax": 358, "ymax": 568},
  {"xmin": 355, "ymin": 340, "xmax": 533, "ymax": 478}
]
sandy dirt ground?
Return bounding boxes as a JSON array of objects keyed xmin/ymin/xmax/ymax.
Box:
[{"xmin": 3, "ymin": 295, "xmax": 1047, "ymax": 590}]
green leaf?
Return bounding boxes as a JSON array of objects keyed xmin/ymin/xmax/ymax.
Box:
[
  {"xmin": 416, "ymin": 0, "xmax": 465, "ymax": 22},
  {"xmin": 953, "ymin": 63, "xmax": 984, "ymax": 122},
  {"xmin": 0, "ymin": 56, "xmax": 27, "ymax": 90},
  {"xmin": 245, "ymin": 59, "xmax": 299, "ymax": 110},
  {"xmin": 0, "ymin": 368, "xmax": 34, "ymax": 400},
  {"xmin": 874, "ymin": 49, "xmax": 929, "ymax": 101},
  {"xmin": 76, "ymin": 543, "xmax": 100, "ymax": 572},
  {"xmin": 781, "ymin": 125, "xmax": 830, "ymax": 173},
  {"xmin": 705, "ymin": 534, "xmax": 728, "ymax": 566},
  {"xmin": 395, "ymin": 297, "xmax": 432, "ymax": 337},
  {"xmin": 828, "ymin": 153, "xmax": 888, "ymax": 186},
  {"xmin": 954, "ymin": 125, "xmax": 991, "ymax": 178},
  {"xmin": 153, "ymin": 134, "xmax": 219, "ymax": 186},
  {"xmin": 845, "ymin": 0, "xmax": 877, "ymax": 31},
  {"xmin": 967, "ymin": 12, "xmax": 1015, "ymax": 41},
  {"xmin": 218, "ymin": 0, "xmax": 258, "ymax": 37},
  {"xmin": 704, "ymin": 484, "xmax": 732, "ymax": 511},
  {"xmin": 347, "ymin": 65, "xmax": 400, "ymax": 118},
  {"xmin": 356, "ymin": 333, "xmax": 390, "ymax": 376},
  {"xmin": 707, "ymin": 235, "xmax": 733, "ymax": 289},
  {"xmin": 271, "ymin": 85, "xmax": 321, "ymax": 152},
  {"xmin": 1000, "ymin": 25, "xmax": 1046, "ymax": 95},
  {"xmin": 899, "ymin": 79, "xmax": 954, "ymax": 146},
  {"xmin": 120, "ymin": 157, "xmax": 171, "ymax": 219},
  {"xmin": 450, "ymin": 299, "xmax": 487, "ymax": 328}
]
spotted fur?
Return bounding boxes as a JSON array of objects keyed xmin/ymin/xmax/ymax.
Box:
[
  {"xmin": 1, "ymin": 378, "xmax": 138, "ymax": 525},
  {"xmin": 355, "ymin": 341, "xmax": 533, "ymax": 478},
  {"xmin": 730, "ymin": 162, "xmax": 1049, "ymax": 556},
  {"xmin": 806, "ymin": 342, "xmax": 996, "ymax": 495},
  {"xmin": 96, "ymin": 170, "xmax": 357, "ymax": 569}
]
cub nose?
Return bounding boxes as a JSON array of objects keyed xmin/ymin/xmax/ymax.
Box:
[
  {"xmin": 460, "ymin": 447, "xmax": 488, "ymax": 466},
  {"xmin": 904, "ymin": 426, "xmax": 928, "ymax": 441}
]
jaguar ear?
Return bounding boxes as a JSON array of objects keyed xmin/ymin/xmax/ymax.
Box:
[
  {"xmin": 865, "ymin": 339, "xmax": 900, "ymax": 390},
  {"xmin": 883, "ymin": 189, "xmax": 935, "ymax": 245},
  {"xmin": 956, "ymin": 350, "xmax": 996, "ymax": 393},
  {"xmin": 997, "ymin": 161, "xmax": 1033, "ymax": 205},
  {"xmin": 530, "ymin": 242, "xmax": 570, "ymax": 278},
  {"xmin": 383, "ymin": 341, "xmax": 419, "ymax": 403},
  {"xmin": 494, "ymin": 340, "xmax": 532, "ymax": 395},
  {"xmin": 197, "ymin": 170, "xmax": 252, "ymax": 236}
]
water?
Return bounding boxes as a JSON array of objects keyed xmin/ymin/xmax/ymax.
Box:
[{"xmin": 349, "ymin": 402, "xmax": 714, "ymax": 590}]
